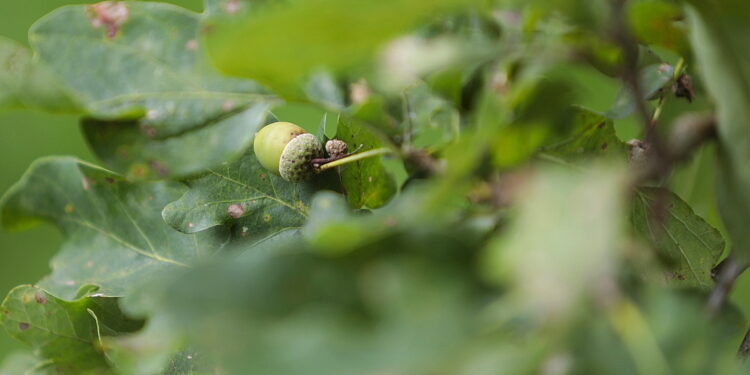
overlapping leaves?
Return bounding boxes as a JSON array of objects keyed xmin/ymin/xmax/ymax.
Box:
[
  {"xmin": 0, "ymin": 0, "xmax": 745, "ymax": 373},
  {"xmin": 0, "ymin": 37, "xmax": 77, "ymax": 113},
  {"xmin": 0, "ymin": 158, "xmax": 228, "ymax": 300},
  {"xmin": 82, "ymin": 102, "xmax": 272, "ymax": 180},
  {"xmin": 0, "ymin": 286, "xmax": 142, "ymax": 373},
  {"xmin": 29, "ymin": 1, "xmax": 269, "ymax": 135}
]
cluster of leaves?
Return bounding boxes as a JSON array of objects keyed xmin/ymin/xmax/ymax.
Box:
[{"xmin": 0, "ymin": 0, "xmax": 749, "ymax": 373}]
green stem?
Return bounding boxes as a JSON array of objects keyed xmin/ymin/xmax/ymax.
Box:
[
  {"xmin": 318, "ymin": 148, "xmax": 393, "ymax": 171},
  {"xmin": 673, "ymin": 58, "xmax": 686, "ymax": 79}
]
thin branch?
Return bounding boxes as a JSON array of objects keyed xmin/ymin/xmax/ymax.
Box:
[
  {"xmin": 707, "ymin": 257, "xmax": 747, "ymax": 317},
  {"xmin": 611, "ymin": 0, "xmax": 655, "ymax": 139},
  {"xmin": 630, "ymin": 113, "xmax": 716, "ymax": 185},
  {"xmin": 739, "ymin": 327, "xmax": 750, "ymax": 360}
]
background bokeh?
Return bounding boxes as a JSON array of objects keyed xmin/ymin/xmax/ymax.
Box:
[{"xmin": 2, "ymin": 0, "xmax": 750, "ymax": 364}]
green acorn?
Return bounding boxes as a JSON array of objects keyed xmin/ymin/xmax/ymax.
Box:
[{"xmin": 253, "ymin": 122, "xmax": 323, "ymax": 182}]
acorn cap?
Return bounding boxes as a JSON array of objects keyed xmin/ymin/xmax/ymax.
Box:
[{"xmin": 279, "ymin": 133, "xmax": 323, "ymax": 182}]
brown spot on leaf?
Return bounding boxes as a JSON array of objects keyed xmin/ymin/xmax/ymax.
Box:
[
  {"xmin": 222, "ymin": 100, "xmax": 235, "ymax": 112},
  {"xmin": 86, "ymin": 1, "xmax": 129, "ymax": 39},
  {"xmin": 149, "ymin": 160, "xmax": 169, "ymax": 177},
  {"xmin": 142, "ymin": 126, "xmax": 158, "ymax": 138},
  {"xmin": 200, "ymin": 24, "xmax": 214, "ymax": 35},
  {"xmin": 18, "ymin": 322, "xmax": 29, "ymax": 331},
  {"xmin": 64, "ymin": 203, "xmax": 74, "ymax": 214},
  {"xmin": 227, "ymin": 204, "xmax": 245, "ymax": 219},
  {"xmin": 105, "ymin": 177, "xmax": 115, "ymax": 184},
  {"xmin": 116, "ymin": 146, "xmax": 130, "ymax": 159},
  {"xmin": 600, "ymin": 142, "xmax": 608, "ymax": 150},
  {"xmin": 263, "ymin": 213, "xmax": 271, "ymax": 222},
  {"xmin": 677, "ymin": 274, "xmax": 685, "ymax": 281},
  {"xmin": 597, "ymin": 122, "xmax": 606, "ymax": 129},
  {"xmin": 130, "ymin": 164, "xmax": 147, "ymax": 178},
  {"xmin": 34, "ymin": 293, "xmax": 47, "ymax": 305}
]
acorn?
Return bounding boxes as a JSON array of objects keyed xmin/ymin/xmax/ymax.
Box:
[{"xmin": 253, "ymin": 122, "xmax": 323, "ymax": 182}]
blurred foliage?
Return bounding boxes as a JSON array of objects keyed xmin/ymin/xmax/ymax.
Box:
[{"xmin": 1, "ymin": 0, "xmax": 750, "ymax": 374}]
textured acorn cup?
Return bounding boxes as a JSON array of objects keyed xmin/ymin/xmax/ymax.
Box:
[
  {"xmin": 279, "ymin": 133, "xmax": 323, "ymax": 182},
  {"xmin": 253, "ymin": 122, "xmax": 323, "ymax": 182}
]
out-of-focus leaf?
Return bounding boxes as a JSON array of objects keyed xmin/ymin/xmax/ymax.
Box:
[
  {"xmin": 427, "ymin": 64, "xmax": 482, "ymax": 109},
  {"xmin": 29, "ymin": 2, "xmax": 268, "ymax": 137},
  {"xmin": 0, "ymin": 37, "xmax": 77, "ymax": 113},
  {"xmin": 349, "ymin": 95, "xmax": 399, "ymax": 137},
  {"xmin": 202, "ymin": 0, "xmax": 478, "ymax": 95},
  {"xmin": 108, "ymin": 229, "xmax": 491, "ymax": 375},
  {"xmin": 404, "ymin": 83, "xmax": 460, "ymax": 151},
  {"xmin": 104, "ymin": 229, "xmax": 304, "ymax": 374},
  {"xmin": 82, "ymin": 101, "xmax": 272, "ymax": 180},
  {"xmin": 541, "ymin": 107, "xmax": 627, "ymax": 161},
  {"xmin": 482, "ymin": 165, "xmax": 626, "ymax": 319},
  {"xmin": 0, "ymin": 158, "xmax": 228, "ymax": 300},
  {"xmin": 305, "ymin": 71, "xmax": 346, "ymax": 110},
  {"xmin": 335, "ymin": 118, "xmax": 398, "ymax": 209},
  {"xmin": 686, "ymin": 2, "xmax": 750, "ymax": 263},
  {"xmin": 304, "ymin": 186, "xmax": 491, "ymax": 256},
  {"xmin": 605, "ymin": 63, "xmax": 674, "ymax": 119},
  {"xmin": 304, "ymin": 191, "xmax": 411, "ymax": 255},
  {"xmin": 631, "ymin": 188, "xmax": 724, "ymax": 288},
  {"xmin": 0, "ymin": 285, "xmax": 142, "ymax": 374},
  {"xmin": 627, "ymin": 0, "xmax": 688, "ymax": 55},
  {"xmin": 162, "ymin": 148, "xmax": 315, "ymax": 237},
  {"xmin": 0, "ymin": 351, "xmax": 49, "ymax": 375}
]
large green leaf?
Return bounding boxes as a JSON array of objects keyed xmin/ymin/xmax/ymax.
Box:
[
  {"xmin": 631, "ymin": 188, "xmax": 724, "ymax": 288},
  {"xmin": 335, "ymin": 118, "xmax": 398, "ymax": 209},
  {"xmin": 161, "ymin": 147, "xmax": 316, "ymax": 237},
  {"xmin": 202, "ymin": 0, "xmax": 477, "ymax": 95},
  {"xmin": 82, "ymin": 101, "xmax": 272, "ymax": 180},
  {"xmin": 0, "ymin": 285, "xmax": 142, "ymax": 374},
  {"xmin": 0, "ymin": 36, "xmax": 77, "ymax": 113},
  {"xmin": 686, "ymin": 2, "xmax": 750, "ymax": 263},
  {"xmin": 29, "ymin": 2, "xmax": 269, "ymax": 137},
  {"xmin": 0, "ymin": 158, "xmax": 228, "ymax": 300}
]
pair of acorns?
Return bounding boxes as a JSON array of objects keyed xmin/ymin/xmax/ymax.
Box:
[{"xmin": 254, "ymin": 122, "xmax": 350, "ymax": 182}]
